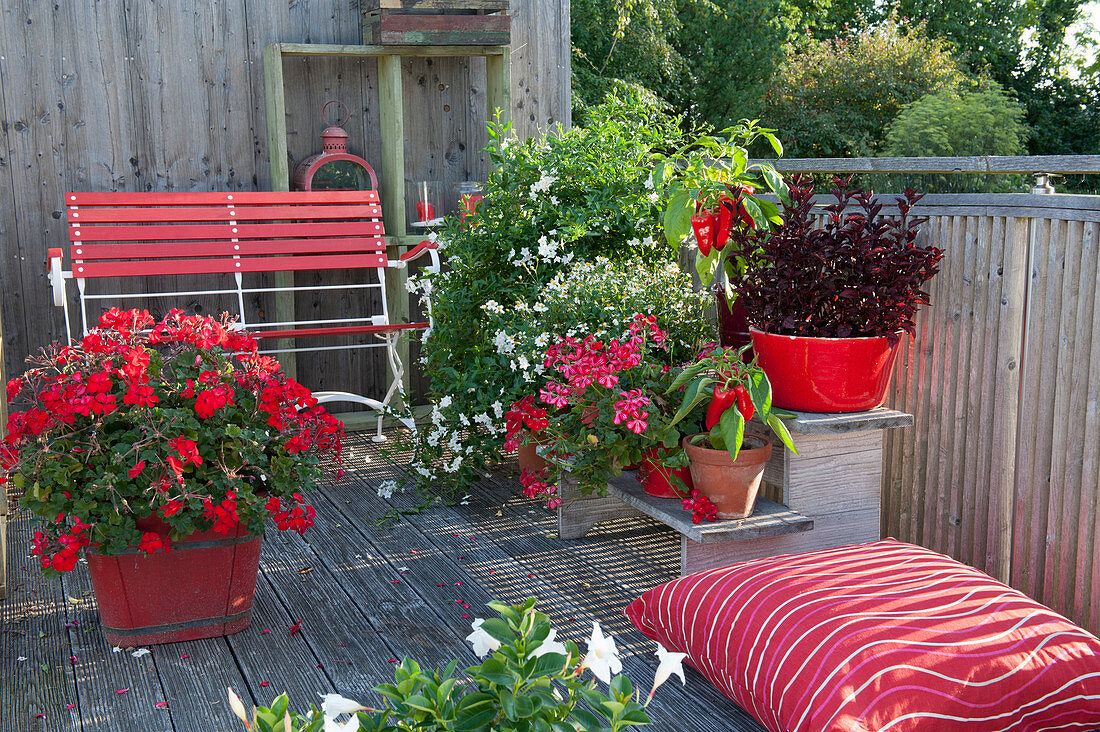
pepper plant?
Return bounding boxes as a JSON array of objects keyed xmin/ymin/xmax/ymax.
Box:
[
  {"xmin": 665, "ymin": 345, "xmax": 797, "ymax": 461},
  {"xmin": 654, "ymin": 120, "xmax": 789, "ymax": 292}
]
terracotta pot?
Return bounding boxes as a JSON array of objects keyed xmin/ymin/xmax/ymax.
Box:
[
  {"xmin": 638, "ymin": 446, "xmax": 693, "ymax": 498},
  {"xmin": 86, "ymin": 519, "xmax": 261, "ymax": 646},
  {"xmin": 749, "ymin": 328, "xmax": 902, "ymax": 413},
  {"xmin": 517, "ymin": 434, "xmax": 548, "ymax": 474},
  {"xmin": 715, "ymin": 289, "xmax": 752, "ymax": 354},
  {"xmin": 684, "ymin": 434, "xmax": 772, "ymax": 519}
]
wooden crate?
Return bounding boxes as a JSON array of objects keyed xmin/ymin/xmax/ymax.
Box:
[{"xmin": 361, "ymin": 0, "xmax": 511, "ymax": 46}]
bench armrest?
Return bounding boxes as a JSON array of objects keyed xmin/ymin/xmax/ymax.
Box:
[
  {"xmin": 399, "ymin": 240, "xmax": 441, "ymax": 274},
  {"xmin": 47, "ymin": 247, "xmax": 66, "ymax": 307}
]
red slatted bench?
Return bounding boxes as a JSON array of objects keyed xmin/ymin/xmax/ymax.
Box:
[{"xmin": 47, "ymin": 188, "xmax": 439, "ymax": 441}]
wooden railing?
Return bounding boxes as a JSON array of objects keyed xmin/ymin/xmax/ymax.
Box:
[{"xmin": 774, "ymin": 157, "xmax": 1100, "ymax": 634}]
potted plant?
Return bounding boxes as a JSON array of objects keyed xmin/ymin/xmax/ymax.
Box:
[
  {"xmin": 2, "ymin": 308, "xmax": 343, "ymax": 646},
  {"xmin": 739, "ymin": 176, "xmax": 945, "ymax": 412},
  {"xmin": 655, "ymin": 121, "xmax": 788, "ymax": 350},
  {"xmin": 665, "ymin": 346, "xmax": 797, "ymax": 519},
  {"xmin": 509, "ymin": 314, "xmax": 697, "ymax": 506},
  {"xmin": 491, "ymin": 258, "xmax": 714, "ymax": 500}
]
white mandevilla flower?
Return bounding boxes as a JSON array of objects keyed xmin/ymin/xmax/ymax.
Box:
[
  {"xmin": 580, "ymin": 621, "xmax": 622, "ymax": 684},
  {"xmin": 227, "ymin": 687, "xmax": 250, "ymax": 728},
  {"xmin": 320, "ymin": 693, "xmax": 367, "ymax": 717},
  {"xmin": 649, "ymin": 643, "xmax": 688, "ymax": 699},
  {"xmin": 466, "ymin": 618, "xmax": 502, "ymax": 658},
  {"xmin": 531, "ymin": 628, "xmax": 568, "ymax": 658}
]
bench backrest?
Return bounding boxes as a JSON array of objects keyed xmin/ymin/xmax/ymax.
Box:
[
  {"xmin": 61, "ymin": 190, "xmax": 397, "ymax": 343},
  {"xmin": 66, "ymin": 190, "xmax": 387, "ymax": 279}
]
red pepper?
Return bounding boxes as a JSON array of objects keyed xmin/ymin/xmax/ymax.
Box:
[
  {"xmin": 735, "ymin": 186, "xmax": 756, "ymax": 229},
  {"xmin": 705, "ymin": 383, "xmax": 738, "ymax": 430},
  {"xmin": 691, "ymin": 213, "xmax": 716, "ymax": 257},
  {"xmin": 715, "ymin": 199, "xmax": 734, "ymax": 251},
  {"xmin": 733, "ymin": 384, "xmax": 754, "ymax": 421}
]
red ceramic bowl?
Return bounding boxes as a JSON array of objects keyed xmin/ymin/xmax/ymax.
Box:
[{"xmin": 749, "ymin": 328, "xmax": 902, "ymax": 413}]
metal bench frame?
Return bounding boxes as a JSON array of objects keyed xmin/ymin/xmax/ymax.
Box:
[{"xmin": 47, "ymin": 189, "xmax": 439, "ymax": 442}]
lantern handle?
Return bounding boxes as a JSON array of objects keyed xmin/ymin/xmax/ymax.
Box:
[{"xmin": 322, "ymin": 100, "xmax": 351, "ymax": 128}]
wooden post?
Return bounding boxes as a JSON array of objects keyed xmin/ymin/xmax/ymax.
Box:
[
  {"xmin": 486, "ymin": 47, "xmax": 511, "ymax": 130},
  {"xmin": 378, "ymin": 54, "xmax": 411, "ymax": 412},
  {"xmin": 262, "ymin": 43, "xmax": 297, "ymax": 379}
]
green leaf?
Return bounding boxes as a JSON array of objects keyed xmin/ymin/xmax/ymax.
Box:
[
  {"xmin": 741, "ymin": 197, "xmax": 766, "ymax": 230},
  {"xmin": 477, "ymin": 617, "xmax": 514, "ymax": 644},
  {"xmin": 666, "ymin": 360, "xmax": 708, "ymax": 393},
  {"xmin": 694, "ymin": 249, "xmax": 720, "ymax": 285},
  {"xmin": 732, "ymin": 148, "xmax": 748, "ymax": 175},
  {"xmin": 708, "ymin": 422, "xmax": 726, "ymax": 451},
  {"xmin": 610, "ymin": 674, "xmax": 633, "ymax": 700},
  {"xmin": 755, "ymin": 198, "xmax": 784, "ymax": 227},
  {"xmin": 766, "ymin": 412, "xmax": 798, "ymax": 455},
  {"xmin": 402, "ymin": 694, "xmax": 435, "ymax": 713},
  {"xmin": 762, "ymin": 132, "xmax": 783, "ymax": 157},
  {"xmin": 669, "ymin": 376, "xmax": 714, "ymax": 426},
  {"xmin": 746, "ymin": 370, "xmax": 772, "ymax": 421},
  {"xmin": 663, "ymin": 189, "xmax": 693, "ymax": 245},
  {"xmin": 719, "ymin": 406, "xmax": 745, "ymax": 462},
  {"xmin": 571, "ymin": 708, "xmax": 603, "ymax": 731}
]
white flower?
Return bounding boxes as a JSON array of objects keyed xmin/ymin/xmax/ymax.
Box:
[
  {"xmin": 550, "ymin": 195, "xmax": 559, "ymax": 205},
  {"xmin": 537, "ymin": 236, "xmax": 558, "ymax": 259},
  {"xmin": 529, "ymin": 173, "xmax": 555, "ymax": 194},
  {"xmin": 531, "ymin": 628, "xmax": 567, "ymax": 658},
  {"xmin": 320, "ymin": 693, "xmax": 366, "ymax": 718},
  {"xmin": 131, "ymin": 648, "xmax": 150, "ymax": 658},
  {"xmin": 491, "ymin": 401, "xmax": 504, "ymax": 418},
  {"xmin": 482, "ymin": 300, "xmax": 505, "ymax": 315},
  {"xmin": 466, "ymin": 618, "xmax": 502, "ymax": 658},
  {"xmin": 493, "ymin": 330, "xmax": 516, "ymax": 355},
  {"xmin": 516, "ymin": 355, "xmax": 530, "ymax": 373},
  {"xmin": 649, "ymin": 643, "xmax": 688, "ymax": 698},
  {"xmin": 580, "ymin": 621, "xmax": 622, "ymax": 684},
  {"xmin": 644, "ymin": 175, "xmax": 655, "ymax": 190},
  {"xmin": 439, "ymin": 395, "xmax": 453, "ymax": 409},
  {"xmin": 325, "ymin": 716, "xmax": 359, "ymax": 732},
  {"xmin": 377, "ymin": 480, "xmax": 397, "ymax": 499},
  {"xmin": 227, "ymin": 687, "xmax": 250, "ymax": 728},
  {"xmin": 532, "ymin": 302, "xmax": 548, "ymax": 313}
]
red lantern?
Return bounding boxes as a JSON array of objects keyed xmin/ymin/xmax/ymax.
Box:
[{"xmin": 293, "ymin": 100, "xmax": 378, "ymax": 191}]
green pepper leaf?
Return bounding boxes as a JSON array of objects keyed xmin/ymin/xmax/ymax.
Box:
[
  {"xmin": 720, "ymin": 406, "xmax": 745, "ymax": 462},
  {"xmin": 766, "ymin": 412, "xmax": 798, "ymax": 455}
]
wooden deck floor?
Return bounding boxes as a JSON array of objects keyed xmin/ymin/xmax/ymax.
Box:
[{"xmin": 1, "ymin": 432, "xmax": 766, "ymax": 732}]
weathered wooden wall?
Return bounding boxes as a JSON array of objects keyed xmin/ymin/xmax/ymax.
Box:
[
  {"xmin": 0, "ymin": 0, "xmax": 570, "ymax": 388},
  {"xmin": 847, "ymin": 192, "xmax": 1100, "ymax": 635}
]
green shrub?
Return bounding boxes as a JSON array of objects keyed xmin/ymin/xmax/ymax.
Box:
[
  {"xmin": 883, "ymin": 80, "xmax": 1028, "ymax": 157},
  {"xmin": 401, "ymin": 94, "xmax": 692, "ymax": 498},
  {"xmin": 762, "ymin": 19, "xmax": 966, "ymax": 158}
]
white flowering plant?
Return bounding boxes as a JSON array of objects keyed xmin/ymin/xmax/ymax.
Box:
[
  {"xmin": 398, "ymin": 93, "xmax": 696, "ymax": 500},
  {"xmin": 227, "ymin": 598, "xmax": 687, "ymax": 732}
]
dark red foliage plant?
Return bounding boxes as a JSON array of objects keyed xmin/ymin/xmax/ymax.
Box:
[{"xmin": 739, "ymin": 175, "xmax": 944, "ymax": 342}]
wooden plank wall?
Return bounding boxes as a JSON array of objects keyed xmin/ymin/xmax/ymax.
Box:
[
  {"xmin": 868, "ymin": 193, "xmax": 1100, "ymax": 635},
  {"xmin": 0, "ymin": 0, "xmax": 570, "ymax": 392}
]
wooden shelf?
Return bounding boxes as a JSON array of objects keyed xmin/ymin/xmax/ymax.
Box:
[{"xmin": 607, "ymin": 473, "xmax": 813, "ymax": 545}]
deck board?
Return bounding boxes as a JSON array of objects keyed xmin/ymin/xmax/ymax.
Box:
[{"xmin": 1, "ymin": 432, "xmax": 767, "ymax": 731}]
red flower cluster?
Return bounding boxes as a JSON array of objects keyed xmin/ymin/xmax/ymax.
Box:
[
  {"xmin": 4, "ymin": 308, "xmax": 345, "ymax": 574},
  {"xmin": 138, "ymin": 531, "xmax": 171, "ymax": 555},
  {"xmin": 681, "ymin": 490, "xmax": 718, "ymax": 524},
  {"xmin": 203, "ymin": 491, "xmax": 240, "ymax": 535},
  {"xmin": 265, "ymin": 493, "xmax": 316, "ymax": 535},
  {"xmin": 519, "ymin": 467, "xmax": 561, "ymax": 509},
  {"xmin": 31, "ymin": 517, "xmax": 91, "ymax": 572},
  {"xmin": 504, "ymin": 395, "xmax": 549, "ymax": 452}
]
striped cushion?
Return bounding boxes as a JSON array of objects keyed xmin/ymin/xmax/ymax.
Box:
[{"xmin": 624, "ymin": 539, "xmax": 1100, "ymax": 732}]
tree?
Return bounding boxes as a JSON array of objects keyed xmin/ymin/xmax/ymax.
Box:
[
  {"xmin": 761, "ymin": 20, "xmax": 967, "ymax": 157},
  {"xmin": 883, "ymin": 81, "xmax": 1028, "ymax": 156}
]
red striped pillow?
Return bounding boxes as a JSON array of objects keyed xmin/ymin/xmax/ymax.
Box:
[{"xmin": 625, "ymin": 539, "xmax": 1100, "ymax": 732}]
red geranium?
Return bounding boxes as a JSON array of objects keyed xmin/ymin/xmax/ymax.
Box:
[{"xmin": 4, "ymin": 308, "xmax": 344, "ymax": 575}]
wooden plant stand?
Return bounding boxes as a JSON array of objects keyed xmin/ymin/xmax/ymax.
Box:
[{"xmin": 557, "ymin": 407, "xmax": 913, "ymax": 575}]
